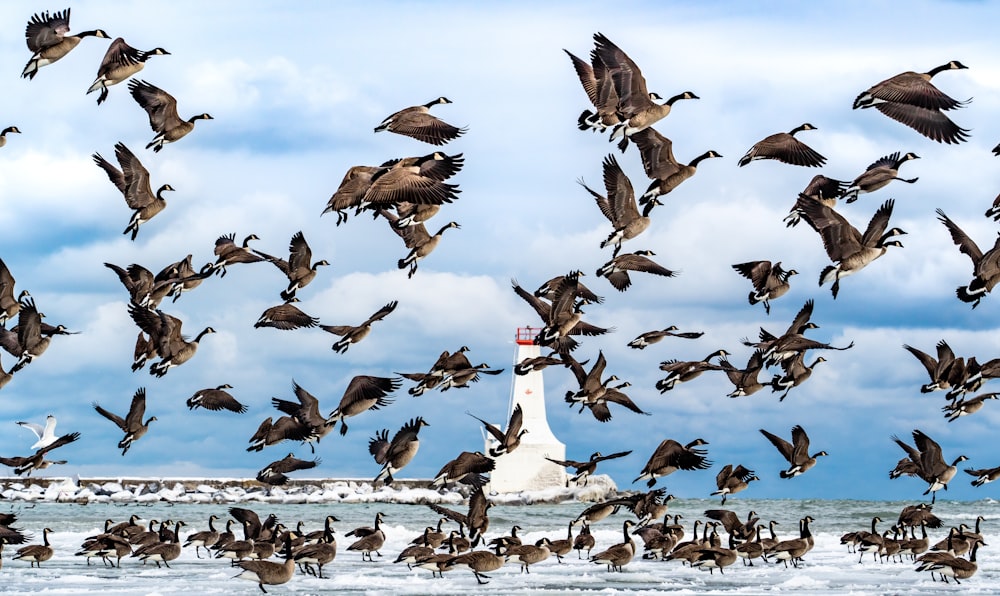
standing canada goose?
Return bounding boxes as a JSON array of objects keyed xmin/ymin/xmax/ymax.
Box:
[
  {"xmin": 446, "ymin": 547, "xmax": 505, "ymax": 584},
  {"xmin": 234, "ymin": 534, "xmax": 297, "ymax": 593},
  {"xmin": 738, "ymin": 123, "xmax": 826, "ymax": 167},
  {"xmin": 842, "ymin": 151, "xmax": 920, "ymax": 203},
  {"xmin": 13, "ymin": 528, "xmax": 54, "ymax": 567},
  {"xmin": 937, "ymin": 208, "xmax": 1000, "ymax": 308},
  {"xmin": 770, "ymin": 516, "xmax": 815, "ymax": 568},
  {"xmin": 187, "ymin": 384, "xmax": 247, "ymax": 414},
  {"xmin": 88, "ymin": 38, "xmax": 169, "ymax": 104},
  {"xmin": 326, "ymin": 375, "xmax": 400, "ymax": 436},
  {"xmin": 590, "ymin": 33, "xmax": 698, "ymax": 150},
  {"xmin": 256, "ymin": 452, "xmax": 320, "ymax": 486},
  {"xmin": 16, "ymin": 414, "xmax": 58, "ymax": 450},
  {"xmin": 966, "ymin": 464, "xmax": 1000, "ymax": 487},
  {"xmin": 627, "ymin": 326, "xmax": 703, "ymax": 349},
  {"xmin": 759, "ymin": 425, "xmax": 827, "ymax": 478},
  {"xmin": 93, "ymin": 142, "xmax": 174, "ymax": 240},
  {"xmin": 135, "ymin": 521, "xmax": 185, "ymax": 568},
  {"xmin": 468, "ymin": 404, "xmax": 525, "ymax": 457},
  {"xmin": 796, "ymin": 196, "xmax": 905, "ymax": 298},
  {"xmin": 347, "ymin": 512, "xmax": 386, "ymax": 561},
  {"xmin": 732, "ymin": 260, "xmax": 798, "ymax": 314},
  {"xmin": 21, "ymin": 9, "xmax": 109, "ymax": 80},
  {"xmin": 711, "ymin": 464, "xmax": 759, "ymax": 505},
  {"xmin": 321, "ymin": 300, "xmax": 398, "ymax": 353},
  {"xmin": 917, "ymin": 535, "xmax": 984, "ymax": 584},
  {"xmin": 942, "ymin": 392, "xmax": 999, "ymax": 422},
  {"xmin": 127, "ymin": 303, "xmax": 215, "ymax": 376},
  {"xmin": 769, "ymin": 353, "xmax": 826, "ymax": 401},
  {"xmin": 631, "ymin": 127, "xmax": 722, "ymax": 203},
  {"xmin": 853, "ymin": 61, "xmax": 970, "ymax": 144},
  {"xmin": 369, "ymin": 417, "xmax": 429, "ymax": 486},
  {"xmin": 93, "ymin": 388, "xmax": 156, "ymax": 456},
  {"xmin": 294, "ymin": 521, "xmax": 337, "ymax": 578},
  {"xmin": 573, "ymin": 523, "xmax": 596, "ymax": 559},
  {"xmin": 252, "ymin": 231, "xmax": 330, "ymax": 301},
  {"xmin": 546, "ymin": 450, "xmax": 632, "ymax": 486},
  {"xmin": 428, "ymin": 488, "xmax": 493, "ymax": 547},
  {"xmin": 580, "ymin": 154, "xmax": 660, "ymax": 256},
  {"xmin": 0, "ymin": 126, "xmax": 20, "ymax": 149},
  {"xmin": 374, "ymin": 97, "xmax": 465, "ymax": 145},
  {"xmin": 784, "ymin": 175, "xmax": 850, "ymax": 227},
  {"xmin": 391, "ymin": 220, "xmax": 461, "ymax": 278},
  {"xmin": 890, "ymin": 429, "xmax": 968, "ymax": 503},
  {"xmin": 184, "ymin": 515, "xmax": 221, "ymax": 559},
  {"xmin": 504, "ymin": 537, "xmax": 552, "ymax": 573},
  {"xmin": 0, "ymin": 258, "xmax": 27, "ymax": 324},
  {"xmin": 212, "ymin": 233, "xmax": 264, "ymax": 276},
  {"xmin": 596, "ymin": 249, "xmax": 677, "ymax": 292},
  {"xmin": 429, "ymin": 450, "xmax": 495, "ymax": 489},
  {"xmin": 634, "ymin": 438, "xmax": 711, "ymax": 488},
  {"xmin": 128, "ymin": 79, "xmax": 212, "ymax": 151},
  {"xmin": 655, "ymin": 350, "xmax": 729, "ymax": 393},
  {"xmin": 590, "ymin": 519, "xmax": 637, "ymax": 572},
  {"xmin": 0, "ymin": 431, "xmax": 80, "ymax": 477},
  {"xmin": 904, "ymin": 340, "xmax": 962, "ymax": 393},
  {"xmin": 254, "ymin": 298, "xmax": 319, "ymax": 330},
  {"xmin": 692, "ymin": 530, "xmax": 739, "ymax": 574}
]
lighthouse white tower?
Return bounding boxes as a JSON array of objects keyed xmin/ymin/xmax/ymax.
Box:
[{"xmin": 487, "ymin": 327, "xmax": 567, "ymax": 492}]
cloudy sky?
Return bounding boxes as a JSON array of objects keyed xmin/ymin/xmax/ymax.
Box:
[{"xmin": 1, "ymin": 0, "xmax": 999, "ymax": 502}]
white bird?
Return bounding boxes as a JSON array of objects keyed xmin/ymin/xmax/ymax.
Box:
[{"xmin": 17, "ymin": 415, "xmax": 58, "ymax": 450}]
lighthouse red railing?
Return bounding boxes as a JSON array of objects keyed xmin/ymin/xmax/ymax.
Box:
[{"xmin": 515, "ymin": 327, "xmax": 538, "ymax": 345}]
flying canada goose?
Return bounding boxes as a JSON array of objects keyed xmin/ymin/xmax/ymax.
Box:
[
  {"xmin": 327, "ymin": 375, "xmax": 401, "ymax": 436},
  {"xmin": 134, "ymin": 520, "xmax": 184, "ymax": 568},
  {"xmin": 904, "ymin": 340, "xmax": 963, "ymax": 393},
  {"xmin": 127, "ymin": 302, "xmax": 215, "ymax": 376},
  {"xmin": 183, "ymin": 515, "xmax": 221, "ymax": 559},
  {"xmin": 986, "ymin": 193, "xmax": 1000, "ymax": 221},
  {"xmin": 0, "ymin": 431, "xmax": 80, "ymax": 477},
  {"xmin": 0, "ymin": 513, "xmax": 29, "ymax": 548},
  {"xmin": 711, "ymin": 464, "xmax": 759, "ymax": 505},
  {"xmin": 634, "ymin": 438, "xmax": 711, "ymax": 488},
  {"xmin": 186, "ymin": 384, "xmax": 247, "ymax": 413},
  {"xmin": 438, "ymin": 363, "xmax": 504, "ymax": 391},
  {"xmin": 784, "ymin": 175, "xmax": 850, "ymax": 227},
  {"xmin": 760, "ymin": 425, "xmax": 827, "ymax": 478},
  {"xmin": 942, "ymin": 392, "xmax": 999, "ymax": 422},
  {"xmin": 357, "ymin": 152, "xmax": 464, "ymax": 214},
  {"xmin": 511, "ymin": 278, "xmax": 612, "ymax": 354},
  {"xmin": 104, "ymin": 260, "xmax": 184, "ymax": 310},
  {"xmin": 732, "ymin": 260, "xmax": 797, "ymax": 314},
  {"xmin": 374, "ymin": 96, "xmax": 466, "ymax": 145},
  {"xmin": 890, "ymin": 429, "xmax": 968, "ymax": 503},
  {"xmin": 630, "ymin": 127, "xmax": 722, "ymax": 203},
  {"xmin": 262, "ymin": 380, "xmax": 337, "ymax": 452},
  {"xmin": 397, "ymin": 345, "xmax": 474, "ymax": 396},
  {"xmin": 429, "ymin": 450, "xmax": 495, "ymax": 489},
  {"xmin": 655, "ymin": 350, "xmax": 729, "ymax": 393},
  {"xmin": 322, "ymin": 165, "xmax": 381, "ymax": 225},
  {"xmin": 795, "ymin": 196, "xmax": 905, "ymax": 298},
  {"xmin": 853, "ymin": 61, "xmax": 970, "ymax": 144},
  {"xmin": 128, "ymin": 79, "xmax": 212, "ymax": 151},
  {"xmin": 252, "ymin": 231, "xmax": 330, "ymax": 300},
  {"xmin": 896, "ymin": 503, "xmax": 942, "ymax": 530},
  {"xmin": 937, "ymin": 208, "xmax": 1000, "ymax": 308},
  {"xmin": 428, "ymin": 488, "xmax": 493, "ymax": 547},
  {"xmin": 580, "ymin": 154, "xmax": 661, "ymax": 256},
  {"xmin": 212, "ymin": 233, "xmax": 264, "ymax": 276},
  {"xmin": 7, "ymin": 296, "xmax": 51, "ymax": 373},
  {"xmin": 93, "ymin": 388, "xmax": 156, "ymax": 456},
  {"xmin": 234, "ymin": 534, "xmax": 297, "ymax": 593},
  {"xmin": 0, "ymin": 126, "xmax": 20, "ymax": 149},
  {"xmin": 13, "ymin": 528, "xmax": 54, "ymax": 567},
  {"xmin": 769, "ymin": 353, "xmax": 826, "ymax": 401},
  {"xmin": 256, "ymin": 452, "xmax": 320, "ymax": 486},
  {"xmin": 164, "ymin": 255, "xmax": 215, "ymax": 303},
  {"xmin": 254, "ymin": 298, "xmax": 319, "ymax": 330},
  {"xmin": 596, "ymin": 249, "xmax": 677, "ymax": 292},
  {"xmin": 88, "ymin": 39, "xmax": 169, "ymax": 104},
  {"xmin": 842, "ymin": 151, "xmax": 920, "ymax": 203},
  {"xmin": 719, "ymin": 350, "xmax": 768, "ymax": 398},
  {"xmin": 93, "ymin": 142, "xmax": 174, "ymax": 240},
  {"xmin": 16, "ymin": 414, "xmax": 58, "ymax": 449},
  {"xmin": 0, "ymin": 259, "xmax": 27, "ymax": 324},
  {"xmin": 565, "ymin": 46, "xmax": 628, "ymax": 134},
  {"xmin": 546, "ymin": 450, "xmax": 632, "ymax": 486},
  {"xmin": 965, "ymin": 464, "xmax": 1000, "ymax": 487},
  {"xmin": 347, "ymin": 512, "xmax": 386, "ymax": 562},
  {"xmin": 369, "ymin": 417, "xmax": 429, "ymax": 486},
  {"xmin": 564, "ymin": 349, "xmax": 615, "ymax": 407},
  {"xmin": 738, "ymin": 123, "xmax": 826, "ymax": 167},
  {"xmin": 321, "ymin": 300, "xmax": 398, "ymax": 353},
  {"xmin": 534, "ymin": 273, "xmax": 605, "ymax": 304},
  {"xmin": 590, "ymin": 519, "xmax": 637, "ymax": 572},
  {"xmin": 591, "ymin": 32, "xmax": 699, "ymax": 150},
  {"xmin": 468, "ymin": 404, "xmax": 525, "ymax": 457},
  {"xmin": 21, "ymin": 9, "xmax": 109, "ymax": 80},
  {"xmin": 390, "ymin": 219, "xmax": 461, "ymax": 278},
  {"xmin": 627, "ymin": 326, "xmax": 703, "ymax": 349},
  {"xmin": 0, "ymin": 355, "xmax": 11, "ymax": 392}
]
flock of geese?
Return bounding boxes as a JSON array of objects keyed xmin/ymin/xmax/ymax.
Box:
[{"xmin": 0, "ymin": 7, "xmax": 998, "ymax": 588}]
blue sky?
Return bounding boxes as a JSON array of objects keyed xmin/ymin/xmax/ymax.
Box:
[{"xmin": 1, "ymin": 0, "xmax": 999, "ymax": 501}]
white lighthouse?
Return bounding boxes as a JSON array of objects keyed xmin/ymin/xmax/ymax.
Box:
[{"xmin": 487, "ymin": 327, "xmax": 567, "ymax": 492}]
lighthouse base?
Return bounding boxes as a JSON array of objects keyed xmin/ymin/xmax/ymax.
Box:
[{"xmin": 486, "ymin": 440, "xmax": 566, "ymax": 493}]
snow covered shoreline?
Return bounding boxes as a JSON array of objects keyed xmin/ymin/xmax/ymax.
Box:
[{"xmin": 0, "ymin": 474, "xmax": 618, "ymax": 505}]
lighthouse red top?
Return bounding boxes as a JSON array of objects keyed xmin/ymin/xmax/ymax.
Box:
[{"xmin": 515, "ymin": 327, "xmax": 538, "ymax": 345}]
